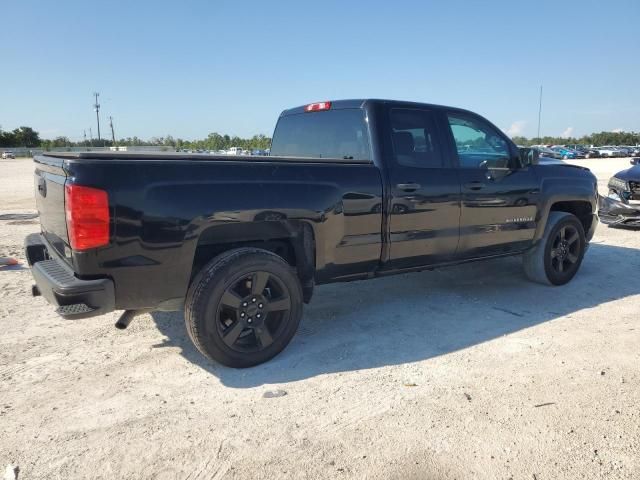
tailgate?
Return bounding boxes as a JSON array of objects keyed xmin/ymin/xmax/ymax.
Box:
[{"xmin": 34, "ymin": 155, "xmax": 69, "ymax": 260}]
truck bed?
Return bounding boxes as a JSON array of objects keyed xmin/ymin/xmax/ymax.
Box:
[
  {"xmin": 33, "ymin": 151, "xmax": 384, "ymax": 312},
  {"xmin": 41, "ymin": 151, "xmax": 371, "ymax": 164}
]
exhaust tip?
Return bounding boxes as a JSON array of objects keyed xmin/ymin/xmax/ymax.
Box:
[
  {"xmin": 115, "ymin": 310, "xmax": 137, "ymax": 330},
  {"xmin": 115, "ymin": 309, "xmax": 151, "ymax": 330}
]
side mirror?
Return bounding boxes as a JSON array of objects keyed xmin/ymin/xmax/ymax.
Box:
[{"xmin": 519, "ymin": 147, "xmax": 539, "ymax": 167}]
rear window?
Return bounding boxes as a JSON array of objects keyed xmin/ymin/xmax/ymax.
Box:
[{"xmin": 270, "ymin": 109, "xmax": 371, "ymax": 160}]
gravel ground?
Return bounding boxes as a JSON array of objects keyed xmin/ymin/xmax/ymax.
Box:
[{"xmin": 0, "ymin": 157, "xmax": 639, "ymax": 479}]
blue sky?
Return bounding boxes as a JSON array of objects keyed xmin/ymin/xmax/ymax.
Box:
[{"xmin": 1, "ymin": 0, "xmax": 639, "ymax": 141}]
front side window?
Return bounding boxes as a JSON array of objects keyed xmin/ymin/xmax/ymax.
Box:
[
  {"xmin": 390, "ymin": 109, "xmax": 444, "ymax": 168},
  {"xmin": 270, "ymin": 109, "xmax": 370, "ymax": 160},
  {"xmin": 447, "ymin": 114, "xmax": 511, "ymax": 169}
]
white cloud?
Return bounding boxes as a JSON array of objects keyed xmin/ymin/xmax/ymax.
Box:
[
  {"xmin": 561, "ymin": 127, "xmax": 574, "ymax": 138},
  {"xmin": 504, "ymin": 120, "xmax": 526, "ymax": 137},
  {"xmin": 611, "ymin": 128, "xmax": 623, "ymax": 133}
]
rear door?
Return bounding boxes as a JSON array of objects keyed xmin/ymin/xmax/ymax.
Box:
[
  {"xmin": 33, "ymin": 155, "xmax": 70, "ymax": 261},
  {"xmin": 443, "ymin": 111, "xmax": 540, "ymax": 258},
  {"xmin": 382, "ymin": 107, "xmax": 461, "ymax": 269}
]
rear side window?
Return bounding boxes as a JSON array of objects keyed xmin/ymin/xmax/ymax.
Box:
[
  {"xmin": 390, "ymin": 109, "xmax": 444, "ymax": 168},
  {"xmin": 270, "ymin": 109, "xmax": 371, "ymax": 160}
]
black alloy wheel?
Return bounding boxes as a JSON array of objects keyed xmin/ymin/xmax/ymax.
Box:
[
  {"xmin": 185, "ymin": 248, "xmax": 303, "ymax": 368},
  {"xmin": 549, "ymin": 224, "xmax": 581, "ymax": 275},
  {"xmin": 216, "ymin": 271, "xmax": 292, "ymax": 352},
  {"xmin": 523, "ymin": 211, "xmax": 587, "ymax": 286}
]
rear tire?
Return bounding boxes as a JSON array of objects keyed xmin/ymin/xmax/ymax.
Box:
[
  {"xmin": 523, "ymin": 212, "xmax": 586, "ymax": 286},
  {"xmin": 185, "ymin": 248, "xmax": 303, "ymax": 368}
]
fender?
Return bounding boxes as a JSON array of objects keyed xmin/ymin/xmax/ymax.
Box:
[{"xmin": 533, "ymin": 172, "xmax": 598, "ymax": 243}]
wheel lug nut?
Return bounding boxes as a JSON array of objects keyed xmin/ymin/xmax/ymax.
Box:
[
  {"xmin": 252, "ymin": 298, "xmax": 256, "ymax": 302},
  {"xmin": 242, "ymin": 302, "xmax": 248, "ymax": 307},
  {"xmin": 258, "ymin": 303, "xmax": 263, "ymax": 309},
  {"xmin": 247, "ymin": 318, "xmax": 253, "ymax": 323},
  {"xmin": 240, "ymin": 312, "xmax": 245, "ymax": 318},
  {"xmin": 256, "ymin": 313, "xmax": 261, "ymax": 318}
]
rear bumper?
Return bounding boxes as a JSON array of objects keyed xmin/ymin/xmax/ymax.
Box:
[{"xmin": 25, "ymin": 233, "xmax": 115, "ymax": 319}]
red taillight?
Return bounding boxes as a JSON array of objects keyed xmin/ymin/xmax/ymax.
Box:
[
  {"xmin": 65, "ymin": 184, "xmax": 110, "ymax": 251},
  {"xmin": 304, "ymin": 101, "xmax": 331, "ymax": 112}
]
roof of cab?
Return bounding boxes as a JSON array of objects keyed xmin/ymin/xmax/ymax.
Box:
[{"xmin": 279, "ymin": 99, "xmax": 473, "ymax": 117}]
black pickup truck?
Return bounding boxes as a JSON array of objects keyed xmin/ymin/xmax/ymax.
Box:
[{"xmin": 26, "ymin": 99, "xmax": 598, "ymax": 367}]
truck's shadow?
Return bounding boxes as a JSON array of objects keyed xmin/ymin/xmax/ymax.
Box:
[{"xmin": 151, "ymin": 242, "xmax": 640, "ymax": 388}]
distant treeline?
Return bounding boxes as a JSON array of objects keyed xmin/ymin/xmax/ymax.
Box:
[
  {"xmin": 0, "ymin": 126, "xmax": 272, "ymax": 151},
  {"xmin": 512, "ymin": 131, "xmax": 639, "ymax": 147},
  {"xmin": 1, "ymin": 125, "xmax": 637, "ymax": 150}
]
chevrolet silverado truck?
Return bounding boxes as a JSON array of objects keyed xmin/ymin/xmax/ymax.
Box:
[{"xmin": 26, "ymin": 99, "xmax": 598, "ymax": 367}]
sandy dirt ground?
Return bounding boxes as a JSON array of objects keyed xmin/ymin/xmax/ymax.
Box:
[{"xmin": 0, "ymin": 157, "xmax": 639, "ymax": 479}]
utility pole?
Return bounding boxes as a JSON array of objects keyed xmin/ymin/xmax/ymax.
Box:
[
  {"xmin": 109, "ymin": 116, "xmax": 116, "ymax": 146},
  {"xmin": 89, "ymin": 127, "xmax": 93, "ymax": 147},
  {"xmin": 537, "ymin": 85, "xmax": 543, "ymax": 140},
  {"xmin": 93, "ymin": 92, "xmax": 101, "ymax": 144}
]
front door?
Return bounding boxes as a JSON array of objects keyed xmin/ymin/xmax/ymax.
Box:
[
  {"xmin": 383, "ymin": 107, "xmax": 461, "ymax": 269},
  {"xmin": 444, "ymin": 111, "xmax": 540, "ymax": 258}
]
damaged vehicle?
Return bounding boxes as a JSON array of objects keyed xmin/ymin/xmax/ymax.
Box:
[{"xmin": 599, "ymin": 164, "xmax": 640, "ymax": 227}]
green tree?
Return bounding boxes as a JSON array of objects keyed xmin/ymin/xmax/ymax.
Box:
[
  {"xmin": 12, "ymin": 126, "xmax": 40, "ymax": 147},
  {"xmin": 51, "ymin": 136, "xmax": 70, "ymax": 148},
  {"xmin": 0, "ymin": 126, "xmax": 16, "ymax": 147}
]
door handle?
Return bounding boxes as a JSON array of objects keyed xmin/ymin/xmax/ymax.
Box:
[
  {"xmin": 463, "ymin": 181, "xmax": 485, "ymax": 191},
  {"xmin": 396, "ymin": 183, "xmax": 421, "ymax": 191}
]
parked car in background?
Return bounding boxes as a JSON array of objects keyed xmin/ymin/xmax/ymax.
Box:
[
  {"xmin": 618, "ymin": 146, "xmax": 640, "ymax": 156},
  {"xmin": 2, "ymin": 151, "xmax": 16, "ymax": 159},
  {"xmin": 532, "ymin": 146, "xmax": 562, "ymax": 160},
  {"xmin": 565, "ymin": 145, "xmax": 601, "ymax": 158},
  {"xmin": 611, "ymin": 146, "xmax": 629, "ymax": 156},
  {"xmin": 599, "ymin": 164, "xmax": 640, "ymax": 227},
  {"xmin": 226, "ymin": 147, "xmax": 243, "ymax": 155},
  {"xmin": 595, "ymin": 146, "xmax": 620, "ymax": 157},
  {"xmin": 576, "ymin": 147, "xmax": 600, "ymax": 158},
  {"xmin": 551, "ymin": 146, "xmax": 584, "ymax": 159},
  {"xmin": 614, "ymin": 146, "xmax": 632, "ymax": 157}
]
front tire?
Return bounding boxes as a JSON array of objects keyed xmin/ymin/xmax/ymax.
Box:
[
  {"xmin": 185, "ymin": 248, "xmax": 303, "ymax": 368},
  {"xmin": 523, "ymin": 212, "xmax": 586, "ymax": 286}
]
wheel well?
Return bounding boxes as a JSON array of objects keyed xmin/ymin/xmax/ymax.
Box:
[
  {"xmin": 190, "ymin": 222, "xmax": 316, "ymax": 301},
  {"xmin": 550, "ymin": 201, "xmax": 593, "ymax": 233},
  {"xmin": 192, "ymin": 239, "xmax": 296, "ymax": 281}
]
